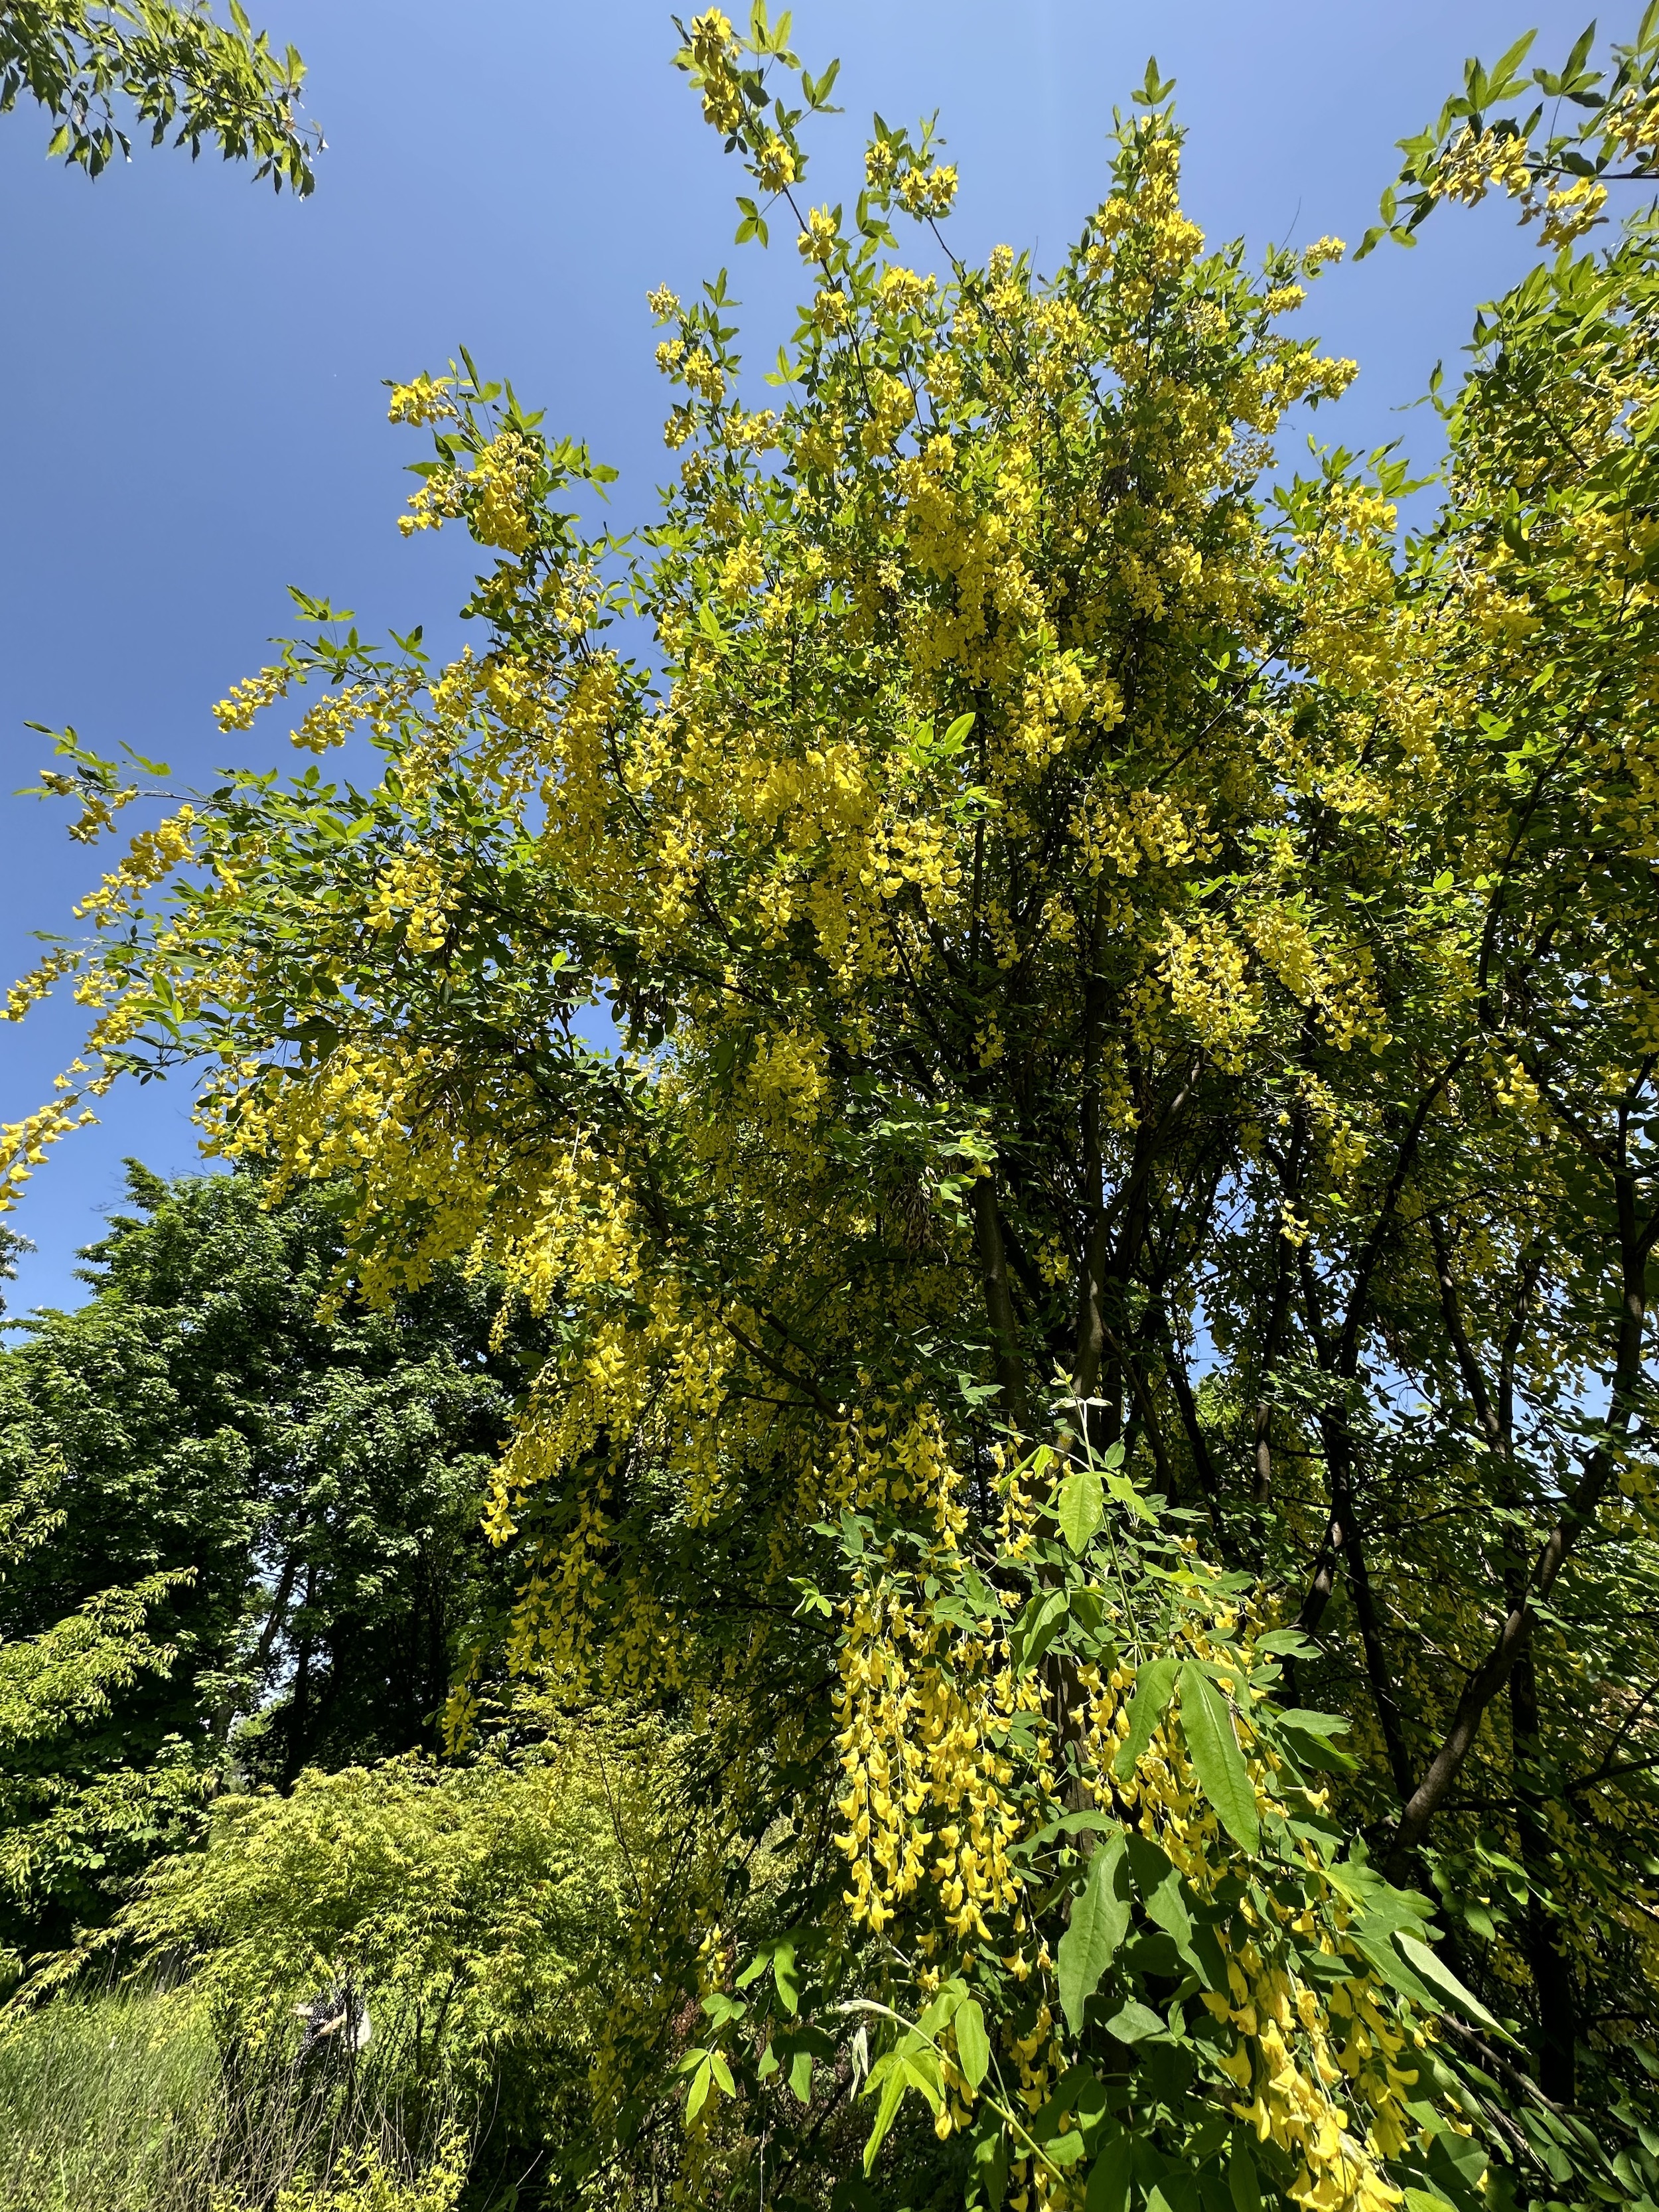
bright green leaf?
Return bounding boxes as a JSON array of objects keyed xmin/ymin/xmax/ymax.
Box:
[
  {"xmin": 955, "ymin": 1996, "xmax": 990, "ymax": 2090},
  {"xmin": 1058, "ymin": 1467, "xmax": 1104, "ymax": 1553},
  {"xmin": 1179, "ymin": 1662, "xmax": 1260, "ymax": 1854},
  {"xmin": 1112, "ymin": 1656, "xmax": 1179, "ymax": 1780},
  {"xmin": 1056, "ymin": 1831, "xmax": 1130, "ymax": 2035}
]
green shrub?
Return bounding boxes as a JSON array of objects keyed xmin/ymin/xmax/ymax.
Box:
[{"xmin": 109, "ymin": 1724, "xmax": 700, "ymax": 2197}]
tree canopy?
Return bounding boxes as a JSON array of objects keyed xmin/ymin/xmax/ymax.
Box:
[{"xmin": 6, "ymin": 9, "xmax": 1659, "ymax": 2211}]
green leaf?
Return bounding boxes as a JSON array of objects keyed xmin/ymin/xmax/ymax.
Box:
[
  {"xmin": 1058, "ymin": 1466, "xmax": 1104, "ymax": 1553},
  {"xmin": 1056, "ymin": 1832, "xmax": 1130, "ymax": 2035},
  {"xmin": 1103, "ymin": 1999, "xmax": 1167, "ymax": 2043},
  {"xmin": 901, "ymin": 2047, "xmax": 942, "ymax": 2113},
  {"xmin": 1045, "ymin": 2130, "xmax": 1088, "ymax": 2165},
  {"xmin": 1254, "ymin": 1628, "xmax": 1315, "ymax": 1658},
  {"xmin": 1395, "ymin": 1931, "xmax": 1520, "ymax": 2044},
  {"xmin": 790, "ymin": 2045, "xmax": 814, "ymax": 2102},
  {"xmin": 1129, "ymin": 1837, "xmax": 1194, "ymax": 1958},
  {"xmin": 975, "ymin": 2124, "xmax": 1011, "ymax": 2210},
  {"xmin": 685, "ymin": 2055, "xmax": 713, "ymax": 2120},
  {"xmin": 1086, "ymin": 2134, "xmax": 1132, "ymax": 2212},
  {"xmin": 1104, "ymin": 1467, "xmax": 1156, "ymax": 1522},
  {"xmin": 956, "ymin": 1997, "xmax": 990, "ymax": 2089},
  {"xmin": 1228, "ymin": 2140, "xmax": 1264, "ymax": 2212},
  {"xmin": 709, "ymin": 2050, "xmax": 735, "ymax": 2095},
  {"xmin": 863, "ymin": 2059, "xmax": 906, "ymax": 2174},
  {"xmin": 1013, "ymin": 1586, "xmax": 1070, "ymax": 1670},
  {"xmin": 1179, "ymin": 1662, "xmax": 1260, "ymax": 1853},
  {"xmin": 1112, "ymin": 1656, "xmax": 1179, "ymax": 1779}
]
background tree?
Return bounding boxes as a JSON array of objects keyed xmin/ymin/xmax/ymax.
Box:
[
  {"xmin": 0, "ymin": 1164, "xmax": 528, "ymax": 1963},
  {"xmin": 0, "ymin": 0, "xmax": 315, "ymax": 189}
]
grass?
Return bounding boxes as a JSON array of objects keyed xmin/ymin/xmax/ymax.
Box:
[{"xmin": 0, "ymin": 1981, "xmax": 468, "ymax": 2212}]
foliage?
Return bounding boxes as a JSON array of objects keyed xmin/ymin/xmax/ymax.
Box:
[
  {"xmin": 0, "ymin": 1980, "xmax": 220, "ymax": 2210},
  {"xmin": 107, "ymin": 1718, "xmax": 723, "ymax": 2201},
  {"xmin": 0, "ymin": 1165, "xmax": 527, "ymax": 1963},
  {"xmin": 7, "ymin": 7, "xmax": 1659, "ymax": 2210},
  {"xmin": 0, "ymin": 0, "xmax": 315, "ymax": 189},
  {"xmin": 0, "ymin": 1225, "xmax": 29, "ymax": 1315},
  {"xmin": 0, "ymin": 1457, "xmax": 198, "ymax": 1990},
  {"xmin": 1360, "ymin": 2, "xmax": 1659, "ymax": 255}
]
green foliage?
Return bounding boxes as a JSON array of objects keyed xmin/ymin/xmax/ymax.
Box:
[
  {"xmin": 110, "ymin": 1722, "xmax": 713, "ymax": 2201},
  {"xmin": 0, "ymin": 1165, "xmax": 528, "ymax": 1964},
  {"xmin": 0, "ymin": 0, "xmax": 316, "ymax": 189},
  {"xmin": 0, "ymin": 1981, "xmax": 220, "ymax": 2211},
  {"xmin": 1360, "ymin": 4, "xmax": 1659, "ymax": 254}
]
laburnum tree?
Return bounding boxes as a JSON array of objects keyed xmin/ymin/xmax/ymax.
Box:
[{"xmin": 5, "ymin": 8, "xmax": 1659, "ymax": 2209}]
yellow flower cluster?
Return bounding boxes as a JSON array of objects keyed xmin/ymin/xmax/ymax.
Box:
[
  {"xmin": 896, "ymin": 162, "xmax": 958, "ymax": 218},
  {"xmin": 467, "ymin": 431, "xmax": 538, "ymax": 555},
  {"xmin": 833, "ymin": 1568, "xmax": 1037, "ymax": 1938},
  {"xmin": 214, "ymin": 663, "xmax": 292, "ymax": 733},
  {"xmin": 796, "ymin": 205, "xmax": 839, "ymax": 263},
  {"xmin": 1436, "ymin": 126, "xmax": 1532, "ymax": 208},
  {"xmin": 0, "ymin": 1094, "xmax": 100, "ymax": 1205},
  {"xmin": 687, "ymin": 9, "xmax": 741, "ymax": 135},
  {"xmin": 386, "ymin": 372, "xmax": 459, "ymax": 427},
  {"xmin": 73, "ymin": 808, "xmax": 198, "ymax": 926}
]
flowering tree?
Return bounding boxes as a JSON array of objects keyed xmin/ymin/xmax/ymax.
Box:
[{"xmin": 7, "ymin": 9, "xmax": 1659, "ymax": 2208}]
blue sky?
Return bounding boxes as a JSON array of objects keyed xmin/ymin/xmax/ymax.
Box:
[{"xmin": 0, "ymin": 0, "xmax": 1611, "ymax": 1311}]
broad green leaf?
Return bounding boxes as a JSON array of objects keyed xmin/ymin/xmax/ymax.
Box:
[
  {"xmin": 900, "ymin": 2045, "xmax": 942, "ymax": 2113},
  {"xmin": 1104, "ymin": 1469, "xmax": 1156, "ymax": 1522},
  {"xmin": 1112, "ymin": 1655, "xmax": 1179, "ymax": 1779},
  {"xmin": 685, "ymin": 2055, "xmax": 713, "ymax": 2120},
  {"xmin": 1396, "ymin": 1931, "xmax": 1520, "ymax": 2044},
  {"xmin": 955, "ymin": 1997, "xmax": 990, "ymax": 2089},
  {"xmin": 1179, "ymin": 1662, "xmax": 1260, "ymax": 1854},
  {"xmin": 863, "ymin": 2057, "xmax": 907, "ymax": 2174},
  {"xmin": 1058, "ymin": 1466, "xmax": 1105, "ymax": 1553},
  {"xmin": 1228, "ymin": 2141, "xmax": 1264, "ymax": 2212},
  {"xmin": 1056, "ymin": 1830, "xmax": 1130, "ymax": 2034},
  {"xmin": 790, "ymin": 2045, "xmax": 814, "ymax": 2101},
  {"xmin": 1014, "ymin": 1586, "xmax": 1070, "ymax": 1670},
  {"xmin": 1129, "ymin": 1838, "xmax": 1194, "ymax": 1955},
  {"xmin": 1275, "ymin": 1710, "xmax": 1358, "ymax": 1777},
  {"xmin": 975, "ymin": 2125, "xmax": 1011, "ymax": 2211},
  {"xmin": 916, "ymin": 1978, "xmax": 967, "ymax": 2038},
  {"xmin": 1104, "ymin": 1998, "xmax": 1167, "ymax": 2043},
  {"xmin": 1350, "ymin": 1924, "xmax": 1437, "ymax": 2012},
  {"xmin": 709, "ymin": 2050, "xmax": 735, "ymax": 2095},
  {"xmin": 1086, "ymin": 2134, "xmax": 1132, "ymax": 2212},
  {"xmin": 1254, "ymin": 1628, "xmax": 1316, "ymax": 1658}
]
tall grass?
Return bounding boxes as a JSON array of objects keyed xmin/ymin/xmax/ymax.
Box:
[{"xmin": 0, "ymin": 1982, "xmax": 468, "ymax": 2212}]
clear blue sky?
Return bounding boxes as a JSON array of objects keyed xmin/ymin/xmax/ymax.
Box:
[{"xmin": 0, "ymin": 0, "xmax": 1609, "ymax": 1311}]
